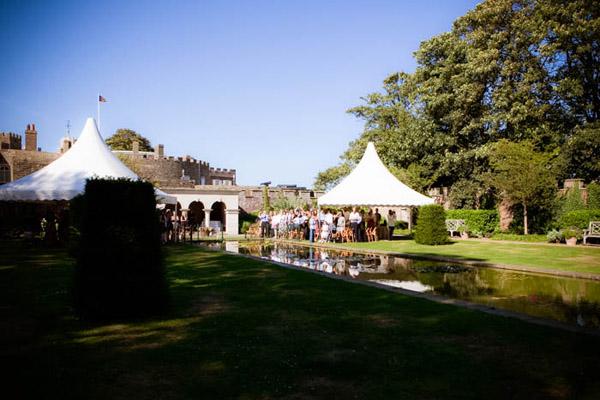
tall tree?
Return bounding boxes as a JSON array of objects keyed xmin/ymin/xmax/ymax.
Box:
[
  {"xmin": 485, "ymin": 140, "xmax": 555, "ymax": 234},
  {"xmin": 105, "ymin": 129, "xmax": 153, "ymax": 152},
  {"xmin": 317, "ymin": 0, "xmax": 600, "ymax": 193}
]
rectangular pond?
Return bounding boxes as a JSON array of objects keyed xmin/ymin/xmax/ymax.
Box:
[{"xmin": 206, "ymin": 240, "xmax": 600, "ymax": 329}]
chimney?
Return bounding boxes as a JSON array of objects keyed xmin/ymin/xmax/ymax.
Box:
[
  {"xmin": 132, "ymin": 140, "xmax": 140, "ymax": 156},
  {"xmin": 154, "ymin": 144, "xmax": 164, "ymax": 159},
  {"xmin": 25, "ymin": 123, "xmax": 37, "ymax": 151}
]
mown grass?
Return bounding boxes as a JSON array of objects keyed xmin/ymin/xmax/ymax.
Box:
[
  {"xmin": 489, "ymin": 233, "xmax": 548, "ymax": 242},
  {"xmin": 2, "ymin": 240, "xmax": 600, "ymax": 399},
  {"xmin": 326, "ymin": 239, "xmax": 600, "ymax": 275}
]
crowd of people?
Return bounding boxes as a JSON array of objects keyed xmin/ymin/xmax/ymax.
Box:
[
  {"xmin": 159, "ymin": 209, "xmax": 188, "ymax": 244},
  {"xmin": 257, "ymin": 207, "xmax": 398, "ymax": 243}
]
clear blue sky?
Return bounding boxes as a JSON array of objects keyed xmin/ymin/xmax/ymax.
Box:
[{"xmin": 1, "ymin": 0, "xmax": 479, "ymax": 187}]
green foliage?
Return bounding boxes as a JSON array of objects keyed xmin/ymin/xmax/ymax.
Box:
[
  {"xmin": 239, "ymin": 210, "xmax": 258, "ymax": 233},
  {"xmin": 448, "ymin": 179, "xmax": 494, "ymax": 210},
  {"xmin": 105, "ymin": 128, "xmax": 153, "ymax": 151},
  {"xmin": 485, "ymin": 140, "xmax": 555, "ymax": 234},
  {"xmin": 559, "ymin": 210, "xmax": 600, "ymax": 230},
  {"xmin": 446, "ymin": 209, "xmax": 499, "ymax": 237},
  {"xmin": 558, "ymin": 123, "xmax": 600, "ymax": 183},
  {"xmin": 316, "ymin": 0, "xmax": 599, "ymax": 193},
  {"xmin": 588, "ymin": 182, "xmax": 600, "ymax": 210},
  {"xmin": 546, "ymin": 229, "xmax": 563, "ymax": 243},
  {"xmin": 414, "ymin": 205, "xmax": 448, "ymax": 245},
  {"xmin": 73, "ymin": 178, "xmax": 168, "ymax": 319},
  {"xmin": 560, "ymin": 185, "xmax": 587, "ymax": 214},
  {"xmin": 262, "ymin": 186, "xmax": 271, "ymax": 211},
  {"xmin": 561, "ymin": 227, "xmax": 583, "ymax": 240}
]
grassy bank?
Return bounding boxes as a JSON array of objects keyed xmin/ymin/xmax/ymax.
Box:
[
  {"xmin": 318, "ymin": 239, "xmax": 600, "ymax": 275},
  {"xmin": 2, "ymin": 241, "xmax": 600, "ymax": 399}
]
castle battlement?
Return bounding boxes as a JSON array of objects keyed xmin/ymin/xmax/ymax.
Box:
[{"xmin": 0, "ymin": 132, "xmax": 22, "ymax": 150}]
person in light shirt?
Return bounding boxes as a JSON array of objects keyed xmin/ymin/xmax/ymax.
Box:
[
  {"xmin": 349, "ymin": 207, "xmax": 361, "ymax": 242},
  {"xmin": 387, "ymin": 209, "xmax": 396, "ymax": 240}
]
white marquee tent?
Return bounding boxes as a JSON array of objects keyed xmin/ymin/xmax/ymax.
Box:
[
  {"xmin": 0, "ymin": 118, "xmax": 176, "ymax": 204},
  {"xmin": 318, "ymin": 142, "xmax": 433, "ymax": 208}
]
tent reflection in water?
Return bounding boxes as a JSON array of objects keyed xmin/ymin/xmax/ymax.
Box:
[
  {"xmin": 317, "ymin": 142, "xmax": 433, "ymax": 230},
  {"xmin": 0, "ymin": 117, "xmax": 176, "ymax": 204}
]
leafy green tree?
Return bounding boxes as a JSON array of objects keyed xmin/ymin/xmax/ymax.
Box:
[
  {"xmin": 485, "ymin": 140, "xmax": 556, "ymax": 235},
  {"xmin": 316, "ymin": 0, "xmax": 599, "ymax": 192},
  {"xmin": 105, "ymin": 129, "xmax": 153, "ymax": 151},
  {"xmin": 558, "ymin": 122, "xmax": 600, "ymax": 182}
]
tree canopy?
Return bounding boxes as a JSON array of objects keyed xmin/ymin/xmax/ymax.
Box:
[
  {"xmin": 105, "ymin": 129, "xmax": 153, "ymax": 152},
  {"xmin": 316, "ymin": 0, "xmax": 599, "ymax": 195}
]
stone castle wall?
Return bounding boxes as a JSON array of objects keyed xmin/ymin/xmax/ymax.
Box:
[
  {"xmin": 239, "ymin": 187, "xmax": 322, "ymax": 212},
  {"xmin": 118, "ymin": 153, "xmax": 234, "ymax": 187},
  {"xmin": 0, "ymin": 133, "xmax": 22, "ymax": 150},
  {"xmin": 0, "ymin": 149, "xmax": 60, "ymax": 181}
]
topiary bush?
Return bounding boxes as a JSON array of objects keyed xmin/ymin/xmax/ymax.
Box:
[
  {"xmin": 445, "ymin": 209, "xmax": 499, "ymax": 237},
  {"xmin": 559, "ymin": 209, "xmax": 600, "ymax": 229},
  {"xmin": 414, "ymin": 204, "xmax": 448, "ymax": 245},
  {"xmin": 73, "ymin": 178, "xmax": 168, "ymax": 319}
]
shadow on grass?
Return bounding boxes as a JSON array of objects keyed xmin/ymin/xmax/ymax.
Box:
[{"xmin": 3, "ymin": 241, "xmax": 600, "ymax": 399}]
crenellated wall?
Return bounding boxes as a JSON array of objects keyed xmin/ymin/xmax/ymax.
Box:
[{"xmin": 0, "ymin": 133, "xmax": 22, "ymax": 150}]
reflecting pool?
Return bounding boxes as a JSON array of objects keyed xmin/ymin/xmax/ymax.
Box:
[{"xmin": 209, "ymin": 241, "xmax": 600, "ymax": 329}]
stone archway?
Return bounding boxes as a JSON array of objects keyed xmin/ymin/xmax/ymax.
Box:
[
  {"xmin": 210, "ymin": 201, "xmax": 226, "ymax": 232},
  {"xmin": 188, "ymin": 201, "xmax": 205, "ymax": 227}
]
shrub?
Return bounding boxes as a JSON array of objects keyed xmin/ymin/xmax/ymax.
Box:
[
  {"xmin": 73, "ymin": 178, "xmax": 168, "ymax": 319},
  {"xmin": 561, "ymin": 226, "xmax": 583, "ymax": 240},
  {"xmin": 414, "ymin": 204, "xmax": 448, "ymax": 245},
  {"xmin": 546, "ymin": 229, "xmax": 563, "ymax": 243},
  {"xmin": 445, "ymin": 209, "xmax": 499, "ymax": 237},
  {"xmin": 559, "ymin": 210, "xmax": 600, "ymax": 229}
]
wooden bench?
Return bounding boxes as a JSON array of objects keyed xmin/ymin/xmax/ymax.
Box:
[
  {"xmin": 583, "ymin": 221, "xmax": 600, "ymax": 245},
  {"xmin": 445, "ymin": 219, "xmax": 465, "ymax": 237}
]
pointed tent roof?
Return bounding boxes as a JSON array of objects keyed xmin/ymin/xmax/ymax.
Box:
[
  {"xmin": 317, "ymin": 142, "xmax": 433, "ymax": 207},
  {"xmin": 0, "ymin": 118, "xmax": 176, "ymax": 204}
]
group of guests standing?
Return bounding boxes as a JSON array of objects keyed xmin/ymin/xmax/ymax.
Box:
[
  {"xmin": 159, "ymin": 209, "xmax": 188, "ymax": 244},
  {"xmin": 258, "ymin": 207, "xmax": 397, "ymax": 243}
]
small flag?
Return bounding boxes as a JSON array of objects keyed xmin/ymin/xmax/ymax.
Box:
[{"xmin": 99, "ymin": 95, "xmax": 107, "ymax": 102}]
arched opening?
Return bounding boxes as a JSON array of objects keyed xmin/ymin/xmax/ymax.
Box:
[
  {"xmin": 188, "ymin": 201, "xmax": 205, "ymax": 227},
  {"xmin": 165, "ymin": 201, "xmax": 182, "ymax": 217},
  {"xmin": 210, "ymin": 201, "xmax": 226, "ymax": 232}
]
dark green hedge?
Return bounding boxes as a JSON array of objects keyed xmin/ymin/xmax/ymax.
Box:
[
  {"xmin": 414, "ymin": 204, "xmax": 448, "ymax": 245},
  {"xmin": 445, "ymin": 209, "xmax": 499, "ymax": 236},
  {"xmin": 73, "ymin": 178, "xmax": 168, "ymax": 319},
  {"xmin": 559, "ymin": 209, "xmax": 600, "ymax": 229}
]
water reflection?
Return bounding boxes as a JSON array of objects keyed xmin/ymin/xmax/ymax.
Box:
[{"xmin": 209, "ymin": 241, "xmax": 600, "ymax": 329}]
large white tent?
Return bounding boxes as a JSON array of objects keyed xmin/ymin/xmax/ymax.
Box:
[
  {"xmin": 0, "ymin": 118, "xmax": 176, "ymax": 204},
  {"xmin": 318, "ymin": 142, "xmax": 433, "ymax": 207}
]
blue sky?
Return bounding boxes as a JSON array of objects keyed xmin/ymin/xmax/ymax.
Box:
[{"xmin": 1, "ymin": 0, "xmax": 479, "ymax": 187}]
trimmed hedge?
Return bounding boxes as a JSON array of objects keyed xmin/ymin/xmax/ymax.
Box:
[
  {"xmin": 445, "ymin": 209, "xmax": 499, "ymax": 236},
  {"xmin": 414, "ymin": 204, "xmax": 448, "ymax": 245},
  {"xmin": 73, "ymin": 178, "xmax": 168, "ymax": 319},
  {"xmin": 558, "ymin": 209, "xmax": 600, "ymax": 229}
]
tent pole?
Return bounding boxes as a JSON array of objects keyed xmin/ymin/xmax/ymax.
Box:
[{"xmin": 408, "ymin": 206, "xmax": 413, "ymax": 232}]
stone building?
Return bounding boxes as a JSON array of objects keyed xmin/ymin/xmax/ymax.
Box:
[
  {"xmin": 238, "ymin": 185, "xmax": 323, "ymax": 212},
  {"xmin": 0, "ymin": 124, "xmax": 60, "ymax": 184},
  {"xmin": 0, "ymin": 124, "xmax": 236, "ymax": 188},
  {"xmin": 1, "ymin": 122, "xmax": 324, "ymax": 234}
]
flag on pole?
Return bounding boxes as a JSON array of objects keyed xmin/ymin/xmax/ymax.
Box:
[{"xmin": 99, "ymin": 95, "xmax": 107, "ymax": 102}]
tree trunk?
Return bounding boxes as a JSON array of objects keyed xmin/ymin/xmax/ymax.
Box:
[{"xmin": 523, "ymin": 202, "xmax": 528, "ymax": 235}]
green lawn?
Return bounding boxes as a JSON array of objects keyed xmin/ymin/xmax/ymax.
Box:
[
  {"xmin": 3, "ymin": 241, "xmax": 600, "ymax": 399},
  {"xmin": 320, "ymin": 239, "xmax": 600, "ymax": 275}
]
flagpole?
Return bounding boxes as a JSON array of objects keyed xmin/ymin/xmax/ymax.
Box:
[{"xmin": 97, "ymin": 93, "xmax": 100, "ymax": 132}]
